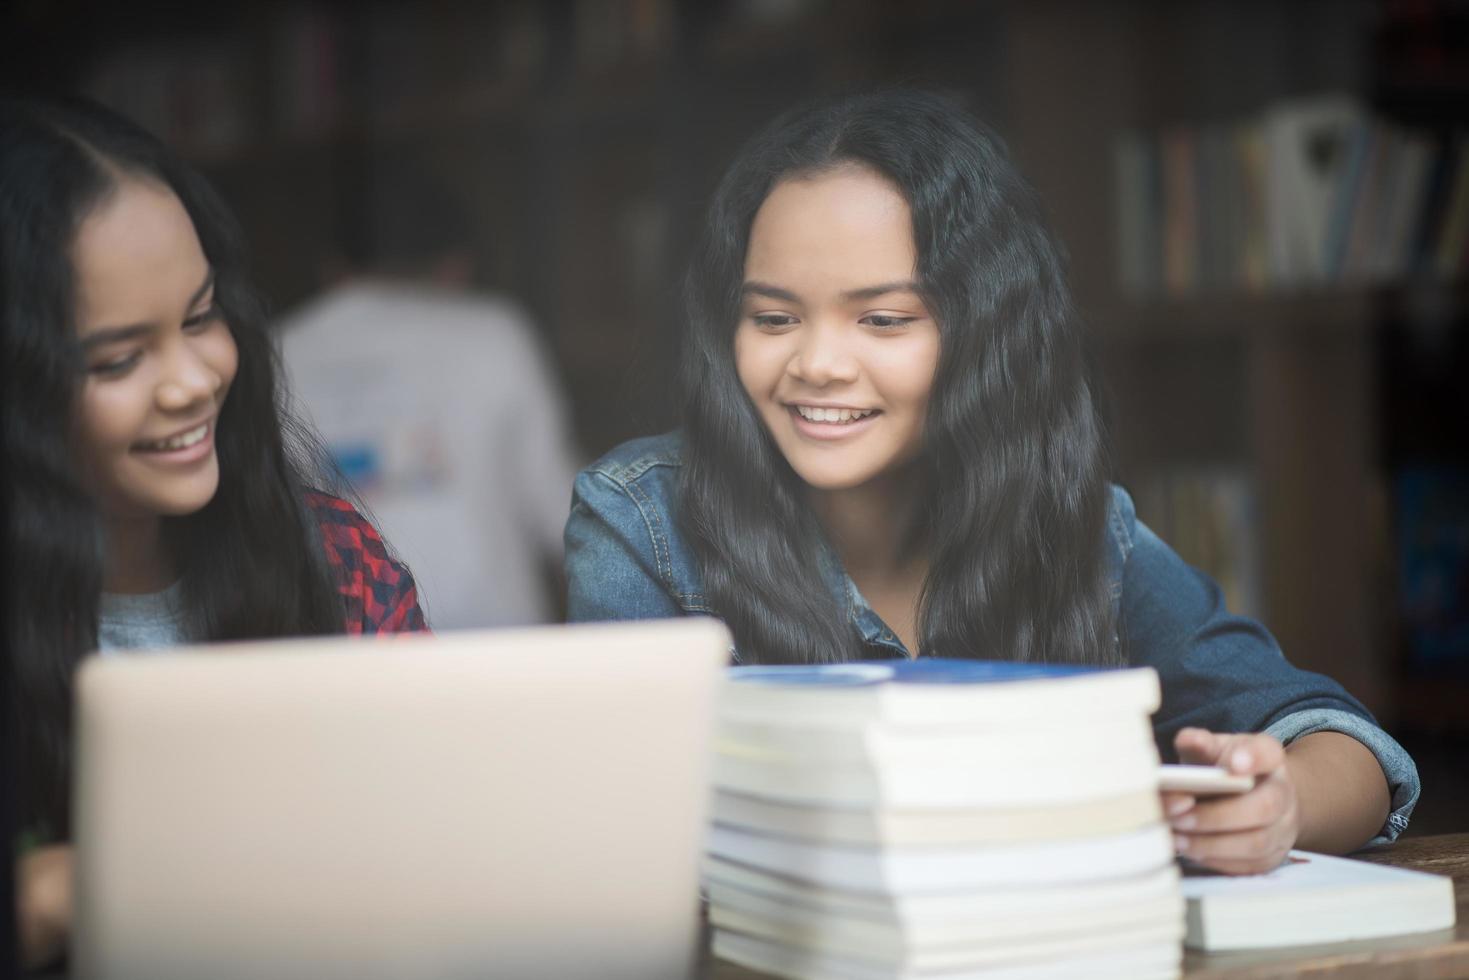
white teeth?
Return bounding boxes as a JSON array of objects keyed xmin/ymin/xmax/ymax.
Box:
[
  {"xmin": 140, "ymin": 424, "xmax": 207, "ymax": 452},
  {"xmin": 795, "ymin": 406, "xmax": 874, "ymax": 424}
]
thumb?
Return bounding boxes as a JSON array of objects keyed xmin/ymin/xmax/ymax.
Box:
[
  {"xmin": 1215, "ymin": 732, "xmax": 1286, "ymax": 776},
  {"xmin": 1173, "ymin": 727, "xmax": 1228, "ymax": 765}
]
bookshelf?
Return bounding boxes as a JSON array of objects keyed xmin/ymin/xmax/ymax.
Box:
[
  {"xmin": 7, "ymin": 0, "xmax": 1464, "ymax": 726},
  {"xmin": 1007, "ymin": 0, "xmax": 1466, "ymax": 722}
]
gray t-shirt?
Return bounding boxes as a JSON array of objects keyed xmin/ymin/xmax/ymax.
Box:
[{"xmin": 98, "ymin": 581, "xmax": 196, "ymax": 653}]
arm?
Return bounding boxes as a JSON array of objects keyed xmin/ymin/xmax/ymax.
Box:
[
  {"xmin": 17, "ymin": 844, "xmax": 71, "ymax": 970},
  {"xmin": 1289, "ymin": 730, "xmax": 1391, "ymax": 853},
  {"xmin": 372, "ymin": 567, "xmax": 428, "ymax": 634},
  {"xmin": 1111, "ymin": 488, "xmax": 1416, "ymax": 870}
]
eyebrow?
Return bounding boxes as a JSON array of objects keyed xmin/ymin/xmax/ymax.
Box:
[
  {"xmin": 741, "ymin": 280, "xmax": 922, "ymax": 304},
  {"xmin": 80, "ymin": 270, "xmax": 216, "ymax": 350}
]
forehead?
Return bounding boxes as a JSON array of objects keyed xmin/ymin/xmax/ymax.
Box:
[
  {"xmin": 745, "ymin": 166, "xmax": 915, "ymax": 284},
  {"xmin": 71, "ymin": 176, "xmax": 208, "ymax": 329}
]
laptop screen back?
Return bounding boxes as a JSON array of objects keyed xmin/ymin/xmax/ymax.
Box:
[{"xmin": 72, "ymin": 618, "xmax": 729, "ymax": 980}]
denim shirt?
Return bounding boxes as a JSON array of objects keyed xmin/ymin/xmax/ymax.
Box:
[{"xmin": 565, "ymin": 432, "xmax": 1419, "ymax": 844}]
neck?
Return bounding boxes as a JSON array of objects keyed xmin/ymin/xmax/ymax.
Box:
[
  {"xmin": 101, "ymin": 514, "xmax": 175, "ymax": 594},
  {"xmin": 809, "ymin": 466, "xmax": 925, "ymax": 580}
]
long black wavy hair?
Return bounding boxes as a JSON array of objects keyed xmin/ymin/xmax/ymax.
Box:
[
  {"xmin": 1, "ymin": 96, "xmax": 347, "ymax": 839},
  {"xmin": 678, "ymin": 89, "xmax": 1118, "ymax": 667}
]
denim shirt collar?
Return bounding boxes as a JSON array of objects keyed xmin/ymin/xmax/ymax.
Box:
[{"xmin": 815, "ymin": 536, "xmax": 913, "ymax": 658}]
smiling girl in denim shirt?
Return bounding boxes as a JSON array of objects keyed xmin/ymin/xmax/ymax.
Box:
[{"xmin": 564, "ymin": 90, "xmax": 1418, "ymax": 876}]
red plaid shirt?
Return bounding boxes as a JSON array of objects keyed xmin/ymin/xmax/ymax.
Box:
[{"xmin": 306, "ymin": 491, "xmax": 428, "ymax": 634}]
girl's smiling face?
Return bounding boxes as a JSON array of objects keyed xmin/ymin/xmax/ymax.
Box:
[
  {"xmin": 71, "ymin": 176, "xmax": 237, "ymax": 521},
  {"xmin": 734, "ymin": 165, "xmax": 940, "ymax": 494}
]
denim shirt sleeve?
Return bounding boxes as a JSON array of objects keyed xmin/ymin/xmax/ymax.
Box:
[
  {"xmin": 1111, "ymin": 486, "xmax": 1419, "ymax": 844},
  {"xmin": 565, "ymin": 468, "xmax": 686, "ymax": 622}
]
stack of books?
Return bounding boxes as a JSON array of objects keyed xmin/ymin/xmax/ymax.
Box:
[{"xmin": 705, "ymin": 659, "xmax": 1184, "ymax": 980}]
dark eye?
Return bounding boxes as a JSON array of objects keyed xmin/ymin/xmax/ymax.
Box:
[
  {"xmin": 752, "ymin": 313, "xmax": 798, "ymax": 330},
  {"xmin": 183, "ymin": 304, "xmax": 222, "ymax": 330},
  {"xmin": 88, "ymin": 352, "xmax": 142, "ymax": 377},
  {"xmin": 862, "ymin": 314, "xmax": 914, "ymax": 331}
]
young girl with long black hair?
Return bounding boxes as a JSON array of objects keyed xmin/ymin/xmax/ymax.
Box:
[
  {"xmin": 565, "ymin": 90, "xmax": 1418, "ymax": 876},
  {"xmin": 2, "ymin": 96, "xmax": 426, "ymax": 969}
]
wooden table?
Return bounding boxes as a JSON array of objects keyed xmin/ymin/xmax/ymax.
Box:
[{"xmin": 705, "ymin": 833, "xmax": 1469, "ymax": 980}]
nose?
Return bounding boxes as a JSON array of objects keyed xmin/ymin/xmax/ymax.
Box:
[
  {"xmin": 154, "ymin": 338, "xmax": 223, "ymax": 412},
  {"xmin": 788, "ymin": 320, "xmax": 859, "ymax": 386}
]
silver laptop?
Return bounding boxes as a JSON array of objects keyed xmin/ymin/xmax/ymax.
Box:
[{"xmin": 72, "ymin": 618, "xmax": 730, "ymax": 980}]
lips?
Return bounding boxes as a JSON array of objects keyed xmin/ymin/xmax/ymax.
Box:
[
  {"xmin": 786, "ymin": 404, "xmax": 881, "ymax": 441},
  {"xmin": 133, "ymin": 422, "xmax": 209, "ymax": 453},
  {"xmin": 793, "ymin": 404, "xmax": 877, "ymax": 424},
  {"xmin": 130, "ymin": 417, "xmax": 217, "ymax": 464}
]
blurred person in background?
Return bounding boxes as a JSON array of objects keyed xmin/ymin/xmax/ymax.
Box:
[
  {"xmin": 2, "ymin": 96, "xmax": 426, "ymax": 971},
  {"xmin": 276, "ymin": 162, "xmax": 579, "ymax": 629}
]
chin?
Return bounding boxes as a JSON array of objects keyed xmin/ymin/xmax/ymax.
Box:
[
  {"xmin": 133, "ymin": 478, "xmax": 222, "ymax": 518},
  {"xmin": 155, "ymin": 498, "xmax": 218, "ymax": 517},
  {"xmin": 789, "ymin": 462, "xmax": 882, "ymax": 492}
]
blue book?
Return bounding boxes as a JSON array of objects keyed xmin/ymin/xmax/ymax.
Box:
[
  {"xmin": 723, "ymin": 659, "xmax": 1160, "ymax": 728},
  {"xmin": 732, "ymin": 657, "xmax": 1135, "ymax": 686}
]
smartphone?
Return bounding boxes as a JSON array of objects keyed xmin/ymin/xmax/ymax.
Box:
[{"xmin": 1158, "ymin": 763, "xmax": 1255, "ymax": 795}]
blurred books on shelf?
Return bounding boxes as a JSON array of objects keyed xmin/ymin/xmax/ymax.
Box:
[
  {"xmin": 1132, "ymin": 468, "xmax": 1263, "ymax": 623},
  {"xmin": 362, "ymin": 3, "xmax": 549, "ymax": 132},
  {"xmin": 1394, "ymin": 467, "xmax": 1469, "ymax": 677},
  {"xmin": 573, "ymin": 0, "xmax": 674, "ymax": 74},
  {"xmin": 706, "ymin": 660, "xmax": 1184, "ymax": 980},
  {"xmin": 81, "ymin": 6, "xmax": 559, "ymax": 160},
  {"xmin": 1114, "ymin": 95, "xmax": 1469, "ymax": 297},
  {"xmin": 84, "ymin": 40, "xmax": 252, "ymax": 159},
  {"xmin": 270, "ymin": 5, "xmax": 345, "ymax": 140}
]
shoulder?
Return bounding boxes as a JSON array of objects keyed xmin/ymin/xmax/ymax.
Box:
[
  {"xmin": 303, "ymin": 490, "xmax": 427, "ymax": 633},
  {"xmin": 280, "ymin": 285, "xmax": 533, "ymax": 349},
  {"xmin": 572, "ymin": 431, "xmax": 684, "ymax": 538},
  {"xmin": 305, "ymin": 490, "xmax": 384, "ymax": 549},
  {"xmin": 303, "ymin": 489, "xmax": 401, "ymax": 580},
  {"xmin": 566, "ymin": 432, "xmax": 708, "ymax": 614},
  {"xmin": 574, "ymin": 432, "xmax": 683, "ymax": 514},
  {"xmin": 580, "ymin": 431, "xmax": 684, "ymax": 487}
]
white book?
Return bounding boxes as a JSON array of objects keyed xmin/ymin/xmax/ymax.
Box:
[
  {"xmin": 711, "ymin": 905, "xmax": 1183, "ymax": 974},
  {"xmin": 719, "ymin": 660, "xmax": 1160, "ymax": 730},
  {"xmin": 704, "ymin": 857, "xmax": 1180, "ymax": 928},
  {"xmin": 1263, "ymin": 97, "xmax": 1366, "ymax": 283},
  {"xmin": 707, "ymin": 876, "xmax": 1182, "ymax": 955},
  {"xmin": 1182, "ymin": 850, "xmax": 1457, "ymax": 951},
  {"xmin": 1114, "ymin": 131, "xmax": 1156, "ymax": 295},
  {"xmin": 713, "ymin": 929, "xmax": 1182, "ymax": 980},
  {"xmin": 706, "ymin": 822, "xmax": 1175, "ymax": 894},
  {"xmin": 716, "ymin": 714, "xmax": 1155, "ymax": 769},
  {"xmin": 709, "ymin": 787, "xmax": 1163, "ymax": 847},
  {"xmin": 712, "ymin": 744, "xmax": 1159, "ymax": 808}
]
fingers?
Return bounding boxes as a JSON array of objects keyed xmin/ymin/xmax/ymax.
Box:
[
  {"xmin": 1218, "ymin": 732, "xmax": 1286, "ymax": 776},
  {"xmin": 1168, "ymin": 729, "xmax": 1299, "ymax": 876},
  {"xmin": 1174, "ymin": 821, "xmax": 1295, "ymax": 876},
  {"xmin": 1172, "ymin": 728, "xmax": 1285, "ymax": 776},
  {"xmin": 1172, "ymin": 727, "xmax": 1216, "ymax": 765},
  {"xmin": 1169, "ymin": 769, "xmax": 1293, "ymax": 834},
  {"xmin": 1160, "ymin": 791, "xmax": 1195, "ymax": 819}
]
